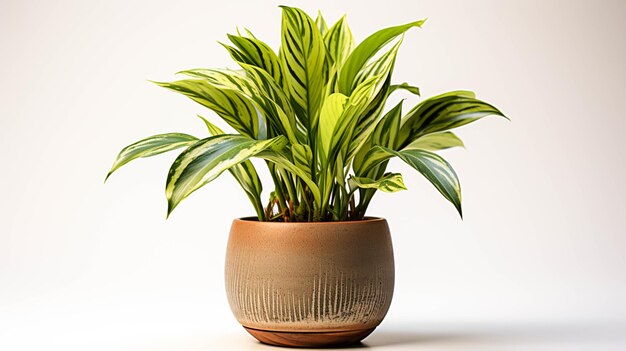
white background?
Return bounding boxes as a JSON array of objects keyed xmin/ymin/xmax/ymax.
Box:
[{"xmin": 1, "ymin": 0, "xmax": 625, "ymax": 350}]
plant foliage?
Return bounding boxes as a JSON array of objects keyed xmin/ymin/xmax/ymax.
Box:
[{"xmin": 106, "ymin": 6, "xmax": 507, "ymax": 221}]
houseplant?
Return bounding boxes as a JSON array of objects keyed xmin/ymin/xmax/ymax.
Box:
[{"xmin": 106, "ymin": 5, "xmax": 506, "ymax": 347}]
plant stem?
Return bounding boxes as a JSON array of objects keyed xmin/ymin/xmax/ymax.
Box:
[{"xmin": 268, "ymin": 162, "xmax": 288, "ymax": 214}]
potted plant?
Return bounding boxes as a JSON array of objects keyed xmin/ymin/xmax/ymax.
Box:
[{"xmin": 106, "ymin": 6, "xmax": 506, "ymax": 347}]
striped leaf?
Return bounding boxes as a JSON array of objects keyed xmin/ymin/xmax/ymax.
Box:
[
  {"xmin": 353, "ymin": 100, "xmax": 403, "ymax": 175},
  {"xmin": 198, "ymin": 116, "xmax": 264, "ymax": 219},
  {"xmin": 279, "ymin": 6, "xmax": 327, "ymax": 130},
  {"xmin": 353, "ymin": 39, "xmax": 402, "ymax": 89},
  {"xmin": 324, "ymin": 16, "xmax": 354, "ymax": 67},
  {"xmin": 106, "ymin": 133, "xmax": 198, "ymax": 181},
  {"xmin": 338, "ymin": 19, "xmax": 425, "ymax": 94},
  {"xmin": 177, "ymin": 68, "xmax": 297, "ymax": 142},
  {"xmin": 328, "ymin": 75, "xmax": 382, "ymax": 164},
  {"xmin": 405, "ymin": 131, "xmax": 464, "ymax": 151},
  {"xmin": 350, "ymin": 173, "xmax": 407, "ymax": 193},
  {"xmin": 166, "ymin": 135, "xmax": 287, "ymax": 215},
  {"xmin": 362, "ymin": 146, "xmax": 462, "ymax": 216},
  {"xmin": 398, "ymin": 90, "xmax": 507, "ymax": 148},
  {"xmin": 343, "ymin": 41, "xmax": 402, "ymax": 162},
  {"xmin": 318, "ymin": 93, "xmax": 348, "ymax": 158},
  {"xmin": 225, "ymin": 34, "xmax": 286, "ymax": 90},
  {"xmin": 154, "ymin": 79, "xmax": 261, "ymax": 139},
  {"xmin": 315, "ymin": 10, "xmax": 329, "ymax": 35},
  {"xmin": 390, "ymin": 82, "xmax": 420, "ymax": 96},
  {"xmin": 257, "ymin": 149, "xmax": 321, "ymax": 206},
  {"xmin": 291, "ymin": 143, "xmax": 313, "ymax": 177},
  {"xmin": 238, "ymin": 63, "xmax": 297, "ymax": 134},
  {"xmin": 177, "ymin": 68, "xmax": 257, "ymax": 96}
]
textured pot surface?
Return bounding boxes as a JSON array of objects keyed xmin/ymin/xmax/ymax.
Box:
[{"xmin": 225, "ymin": 217, "xmax": 394, "ymax": 347}]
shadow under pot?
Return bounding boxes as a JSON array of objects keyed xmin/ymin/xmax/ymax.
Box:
[{"xmin": 225, "ymin": 217, "xmax": 395, "ymax": 348}]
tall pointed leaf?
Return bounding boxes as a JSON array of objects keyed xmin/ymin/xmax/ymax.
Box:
[
  {"xmin": 390, "ymin": 82, "xmax": 420, "ymax": 96},
  {"xmin": 225, "ymin": 34, "xmax": 286, "ymax": 89},
  {"xmin": 106, "ymin": 133, "xmax": 197, "ymax": 181},
  {"xmin": 198, "ymin": 116, "xmax": 265, "ymax": 219},
  {"xmin": 318, "ymin": 93, "xmax": 348, "ymax": 158},
  {"xmin": 338, "ymin": 19, "xmax": 425, "ymax": 94},
  {"xmin": 279, "ymin": 6, "xmax": 327, "ymax": 131},
  {"xmin": 398, "ymin": 90, "xmax": 507, "ymax": 148},
  {"xmin": 361, "ymin": 146, "xmax": 463, "ymax": 216},
  {"xmin": 315, "ymin": 10, "xmax": 328, "ymax": 35},
  {"xmin": 353, "ymin": 100, "xmax": 402, "ymax": 174},
  {"xmin": 154, "ymin": 80, "xmax": 261, "ymax": 139},
  {"xmin": 166, "ymin": 135, "xmax": 287, "ymax": 215},
  {"xmin": 324, "ymin": 16, "xmax": 354, "ymax": 67}
]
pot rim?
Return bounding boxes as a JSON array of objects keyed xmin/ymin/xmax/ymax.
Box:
[{"xmin": 234, "ymin": 216, "xmax": 386, "ymax": 225}]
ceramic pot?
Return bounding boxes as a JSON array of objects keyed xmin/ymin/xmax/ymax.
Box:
[{"xmin": 224, "ymin": 217, "xmax": 394, "ymax": 347}]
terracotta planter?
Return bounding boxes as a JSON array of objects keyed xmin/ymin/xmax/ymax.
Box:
[{"xmin": 225, "ymin": 217, "xmax": 395, "ymax": 347}]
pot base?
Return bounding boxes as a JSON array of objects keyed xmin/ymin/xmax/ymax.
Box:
[{"xmin": 244, "ymin": 326, "xmax": 376, "ymax": 348}]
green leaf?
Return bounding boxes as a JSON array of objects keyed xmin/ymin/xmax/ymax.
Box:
[
  {"xmin": 353, "ymin": 100, "xmax": 403, "ymax": 174},
  {"xmin": 390, "ymin": 82, "xmax": 420, "ymax": 96},
  {"xmin": 405, "ymin": 131, "xmax": 464, "ymax": 151},
  {"xmin": 350, "ymin": 173, "xmax": 407, "ymax": 193},
  {"xmin": 166, "ymin": 135, "xmax": 287, "ymax": 216},
  {"xmin": 318, "ymin": 93, "xmax": 348, "ymax": 158},
  {"xmin": 362, "ymin": 146, "xmax": 463, "ymax": 217},
  {"xmin": 198, "ymin": 115, "xmax": 226, "ymax": 136},
  {"xmin": 324, "ymin": 15, "xmax": 354, "ymax": 67},
  {"xmin": 279, "ymin": 6, "xmax": 327, "ymax": 130},
  {"xmin": 338, "ymin": 19, "xmax": 425, "ymax": 94},
  {"xmin": 257, "ymin": 149, "xmax": 322, "ymax": 207},
  {"xmin": 353, "ymin": 39, "xmax": 402, "ymax": 88},
  {"xmin": 238, "ymin": 63, "xmax": 298, "ymax": 139},
  {"xmin": 198, "ymin": 115, "xmax": 265, "ymax": 220},
  {"xmin": 398, "ymin": 90, "xmax": 507, "ymax": 148},
  {"xmin": 154, "ymin": 79, "xmax": 261, "ymax": 139},
  {"xmin": 344, "ymin": 41, "xmax": 403, "ymax": 162},
  {"xmin": 106, "ymin": 133, "xmax": 198, "ymax": 181},
  {"xmin": 225, "ymin": 34, "xmax": 286, "ymax": 90},
  {"xmin": 176, "ymin": 68, "xmax": 298, "ymax": 142},
  {"xmin": 327, "ymin": 75, "xmax": 383, "ymax": 164},
  {"xmin": 315, "ymin": 10, "xmax": 328, "ymax": 35},
  {"xmin": 292, "ymin": 143, "xmax": 313, "ymax": 177}
]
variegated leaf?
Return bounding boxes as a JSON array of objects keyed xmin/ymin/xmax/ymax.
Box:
[
  {"xmin": 279, "ymin": 6, "xmax": 327, "ymax": 130},
  {"xmin": 398, "ymin": 90, "xmax": 507, "ymax": 148},
  {"xmin": 318, "ymin": 93, "xmax": 348, "ymax": 158},
  {"xmin": 350, "ymin": 173, "xmax": 407, "ymax": 193},
  {"xmin": 390, "ymin": 82, "xmax": 420, "ymax": 96},
  {"xmin": 291, "ymin": 143, "xmax": 313, "ymax": 177},
  {"xmin": 166, "ymin": 135, "xmax": 287, "ymax": 215},
  {"xmin": 177, "ymin": 68, "xmax": 297, "ymax": 142},
  {"xmin": 353, "ymin": 39, "xmax": 402, "ymax": 89},
  {"xmin": 323, "ymin": 15, "xmax": 354, "ymax": 67},
  {"xmin": 343, "ymin": 41, "xmax": 402, "ymax": 161},
  {"xmin": 327, "ymin": 75, "xmax": 382, "ymax": 163},
  {"xmin": 106, "ymin": 133, "xmax": 198, "ymax": 181},
  {"xmin": 154, "ymin": 80, "xmax": 261, "ymax": 139},
  {"xmin": 353, "ymin": 100, "xmax": 403, "ymax": 174},
  {"xmin": 198, "ymin": 116, "xmax": 265, "ymax": 219},
  {"xmin": 360, "ymin": 146, "xmax": 463, "ymax": 216},
  {"xmin": 338, "ymin": 19, "xmax": 425, "ymax": 94},
  {"xmin": 257, "ymin": 149, "xmax": 321, "ymax": 206},
  {"xmin": 405, "ymin": 131, "xmax": 464, "ymax": 151},
  {"xmin": 225, "ymin": 34, "xmax": 286, "ymax": 90},
  {"xmin": 315, "ymin": 10, "xmax": 328, "ymax": 35}
]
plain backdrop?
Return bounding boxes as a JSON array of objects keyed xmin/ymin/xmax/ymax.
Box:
[{"xmin": 1, "ymin": 0, "xmax": 625, "ymax": 350}]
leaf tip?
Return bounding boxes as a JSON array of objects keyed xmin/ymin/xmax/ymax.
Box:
[{"xmin": 166, "ymin": 200, "xmax": 177, "ymax": 219}]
